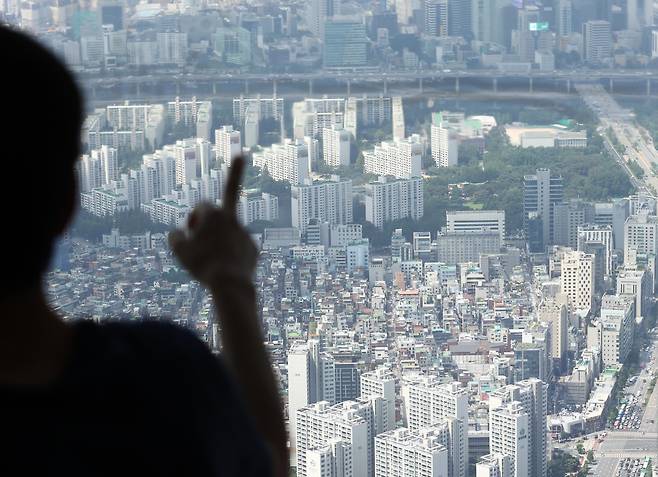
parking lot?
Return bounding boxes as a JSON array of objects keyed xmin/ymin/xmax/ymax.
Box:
[{"xmin": 615, "ymin": 457, "xmax": 652, "ymax": 477}]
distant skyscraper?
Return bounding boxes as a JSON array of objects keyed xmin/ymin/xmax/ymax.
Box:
[
  {"xmin": 556, "ymin": 0, "xmax": 573, "ymax": 37},
  {"xmin": 582, "ymin": 20, "xmax": 611, "ymax": 64},
  {"xmin": 424, "ymin": 0, "xmax": 449, "ymax": 36},
  {"xmin": 323, "ymin": 17, "xmax": 368, "ymax": 68},
  {"xmin": 523, "ymin": 168, "xmax": 563, "ymax": 251},
  {"xmin": 471, "ymin": 0, "xmax": 493, "ymax": 42},
  {"xmin": 628, "ymin": 0, "xmax": 654, "ymax": 31},
  {"xmin": 448, "ymin": 0, "xmax": 472, "ymax": 38},
  {"xmin": 307, "ymin": 0, "xmax": 340, "ymax": 37}
]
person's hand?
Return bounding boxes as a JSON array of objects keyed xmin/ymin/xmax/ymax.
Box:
[{"xmin": 168, "ymin": 157, "xmax": 257, "ymax": 287}]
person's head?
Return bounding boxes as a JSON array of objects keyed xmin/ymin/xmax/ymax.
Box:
[{"xmin": 0, "ymin": 26, "xmax": 83, "ymax": 297}]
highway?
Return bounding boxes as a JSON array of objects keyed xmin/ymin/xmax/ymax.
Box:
[{"xmin": 577, "ymin": 83, "xmax": 658, "ymax": 195}]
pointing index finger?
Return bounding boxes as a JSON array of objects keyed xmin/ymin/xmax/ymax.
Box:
[{"xmin": 223, "ymin": 156, "xmax": 244, "ymax": 215}]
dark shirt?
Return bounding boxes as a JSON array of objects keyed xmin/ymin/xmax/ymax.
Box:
[{"xmin": 0, "ymin": 320, "xmax": 272, "ymax": 476}]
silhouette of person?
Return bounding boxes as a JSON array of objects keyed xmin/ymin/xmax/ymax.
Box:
[{"xmin": 0, "ymin": 25, "xmax": 287, "ymax": 476}]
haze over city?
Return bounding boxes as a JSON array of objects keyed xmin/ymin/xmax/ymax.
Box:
[{"xmin": 5, "ymin": 0, "xmax": 658, "ymax": 476}]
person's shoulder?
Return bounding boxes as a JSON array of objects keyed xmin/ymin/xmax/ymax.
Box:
[{"xmin": 75, "ymin": 319, "xmax": 216, "ymax": 371}]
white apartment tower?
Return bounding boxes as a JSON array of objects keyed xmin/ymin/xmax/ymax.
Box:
[
  {"xmin": 488, "ymin": 402, "xmax": 529, "ymax": 477},
  {"xmin": 252, "ymin": 139, "xmax": 311, "ymax": 185},
  {"xmin": 365, "ymin": 176, "xmax": 424, "ymax": 229},
  {"xmin": 292, "ymin": 176, "xmax": 353, "ymax": 234},
  {"xmin": 431, "ymin": 121, "xmax": 459, "ymax": 167},
  {"xmin": 375, "ymin": 428, "xmax": 449, "ymax": 477},
  {"xmin": 560, "ymin": 251, "xmax": 595, "ymax": 313},
  {"xmin": 488, "ymin": 379, "xmax": 547, "ymax": 477},
  {"xmin": 215, "ymin": 125, "xmax": 241, "ymax": 164},
  {"xmin": 360, "ymin": 367, "xmax": 397, "ymax": 434},
  {"xmin": 401, "ymin": 377, "xmax": 468, "ymax": 477},
  {"xmin": 323, "ymin": 126, "xmax": 351, "ymax": 168},
  {"xmin": 363, "ymin": 135, "xmax": 423, "ymax": 179},
  {"xmin": 296, "ymin": 401, "xmax": 369, "ymax": 477},
  {"xmin": 476, "ymin": 454, "xmax": 512, "ymax": 477},
  {"xmin": 288, "ymin": 341, "xmax": 337, "ymax": 455}
]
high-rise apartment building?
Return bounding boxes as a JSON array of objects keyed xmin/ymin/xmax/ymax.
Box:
[
  {"xmin": 360, "ymin": 367, "xmax": 397, "ymax": 434},
  {"xmin": 476, "ymin": 453, "xmax": 512, "ymax": 477},
  {"xmin": 322, "ymin": 126, "xmax": 351, "ymax": 168},
  {"xmin": 292, "ymin": 176, "xmax": 353, "ymax": 234},
  {"xmin": 375, "ymin": 428, "xmax": 449, "ymax": 477},
  {"xmin": 489, "ymin": 402, "xmax": 529, "ymax": 477},
  {"xmin": 215, "ymin": 125, "xmax": 241, "ymax": 165},
  {"xmin": 363, "ymin": 135, "xmax": 423, "ymax": 179},
  {"xmin": 252, "ymin": 139, "xmax": 311, "ymax": 185},
  {"xmin": 489, "ymin": 379, "xmax": 547, "ymax": 477},
  {"xmin": 523, "ymin": 169, "xmax": 564, "ymax": 252},
  {"xmin": 296, "ymin": 400, "xmax": 370, "ymax": 477},
  {"xmin": 401, "ymin": 377, "xmax": 468, "ymax": 477},
  {"xmin": 365, "ymin": 176, "xmax": 424, "ymax": 229}
]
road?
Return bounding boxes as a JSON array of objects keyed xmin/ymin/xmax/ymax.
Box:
[
  {"xmin": 593, "ymin": 329, "xmax": 658, "ymax": 476},
  {"xmin": 577, "ymin": 83, "xmax": 658, "ymax": 194}
]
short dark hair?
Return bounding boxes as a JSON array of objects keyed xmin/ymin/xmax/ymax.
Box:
[{"xmin": 0, "ymin": 25, "xmax": 84, "ymax": 294}]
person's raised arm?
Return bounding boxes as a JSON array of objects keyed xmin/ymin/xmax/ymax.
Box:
[{"xmin": 168, "ymin": 158, "xmax": 288, "ymax": 477}]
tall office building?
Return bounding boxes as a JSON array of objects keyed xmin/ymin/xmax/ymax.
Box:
[
  {"xmin": 215, "ymin": 125, "xmax": 241, "ymax": 165},
  {"xmin": 582, "ymin": 20, "xmax": 611, "ymax": 64},
  {"xmin": 252, "ymin": 139, "xmax": 311, "ymax": 185},
  {"xmin": 365, "ymin": 176, "xmax": 424, "ymax": 229},
  {"xmin": 560, "ymin": 250, "xmax": 595, "ymax": 313},
  {"xmin": 538, "ymin": 296, "xmax": 569, "ymax": 372},
  {"xmin": 577, "ymin": 224, "xmax": 613, "ymax": 277},
  {"xmin": 588, "ymin": 294, "xmax": 636, "ymax": 366},
  {"xmin": 323, "ymin": 126, "xmax": 351, "ymax": 168},
  {"xmin": 552, "ymin": 200, "xmax": 595, "ymax": 249},
  {"xmin": 446, "ymin": 210, "xmax": 506, "ymax": 242},
  {"xmin": 307, "ymin": 0, "xmax": 340, "ymax": 37},
  {"xmin": 523, "ymin": 168, "xmax": 563, "ymax": 252},
  {"xmin": 156, "ymin": 32, "xmax": 188, "ymax": 66},
  {"xmin": 489, "ymin": 379, "xmax": 547, "ymax": 477},
  {"xmin": 624, "ymin": 209, "xmax": 658, "ymax": 274},
  {"xmin": 628, "ymin": 0, "xmax": 654, "ymax": 31},
  {"xmin": 402, "ymin": 377, "xmax": 468, "ymax": 477},
  {"xmin": 517, "ymin": 6, "xmax": 542, "ymax": 63},
  {"xmin": 323, "ymin": 17, "xmax": 368, "ymax": 68},
  {"xmin": 214, "ymin": 27, "xmax": 252, "ymax": 66},
  {"xmin": 292, "ymin": 176, "xmax": 353, "ymax": 234},
  {"xmin": 363, "ymin": 135, "xmax": 423, "ymax": 179},
  {"xmin": 375, "ymin": 428, "xmax": 449, "ymax": 477},
  {"xmin": 556, "ymin": 0, "xmax": 573, "ymax": 37},
  {"xmin": 448, "ymin": 0, "xmax": 472, "ymax": 38},
  {"xmin": 424, "ymin": 0, "xmax": 448, "ymax": 37},
  {"xmin": 471, "ymin": 0, "xmax": 493, "ymax": 42}
]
